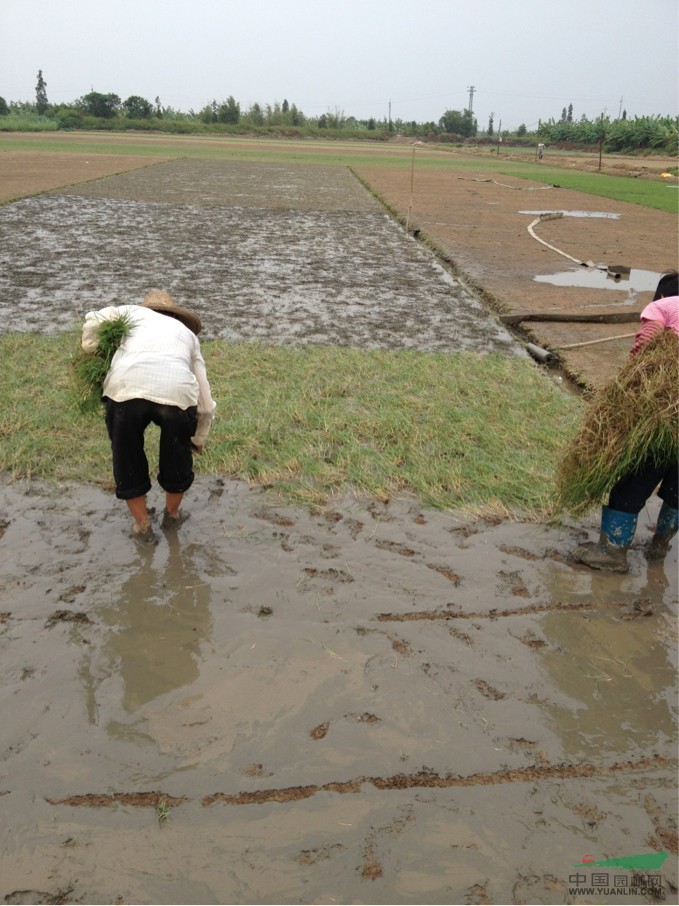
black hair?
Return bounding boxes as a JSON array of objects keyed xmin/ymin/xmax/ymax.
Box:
[{"xmin": 653, "ymin": 270, "xmax": 678, "ymax": 300}]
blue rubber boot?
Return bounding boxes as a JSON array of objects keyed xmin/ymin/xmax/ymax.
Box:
[
  {"xmin": 574, "ymin": 506, "xmax": 638, "ymax": 573},
  {"xmin": 647, "ymin": 503, "xmax": 679, "ymax": 560}
]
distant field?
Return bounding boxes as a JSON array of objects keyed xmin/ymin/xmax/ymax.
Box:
[{"xmin": 1, "ymin": 131, "xmax": 676, "ymax": 211}]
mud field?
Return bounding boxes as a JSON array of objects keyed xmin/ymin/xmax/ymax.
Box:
[
  {"xmin": 0, "ymin": 150, "xmax": 677, "ymax": 905},
  {"xmin": 354, "ymin": 161, "xmax": 678, "ymax": 388}
]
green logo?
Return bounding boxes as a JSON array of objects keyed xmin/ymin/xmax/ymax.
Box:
[{"xmin": 576, "ymin": 853, "xmax": 668, "ymax": 871}]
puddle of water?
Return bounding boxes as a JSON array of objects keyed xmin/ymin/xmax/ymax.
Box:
[
  {"xmin": 534, "ymin": 532, "xmax": 677, "ymax": 761},
  {"xmin": 536, "ymin": 607, "xmax": 676, "ymax": 760},
  {"xmin": 519, "ymin": 210, "xmax": 621, "ymax": 219},
  {"xmin": 534, "ymin": 266, "xmax": 661, "ymax": 293},
  {"xmin": 94, "ymin": 539, "xmax": 213, "ymax": 718}
]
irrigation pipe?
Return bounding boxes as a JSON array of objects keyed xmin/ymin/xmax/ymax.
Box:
[
  {"xmin": 457, "ymin": 177, "xmax": 555, "ymax": 191},
  {"xmin": 527, "ymin": 213, "xmax": 595, "ymax": 267},
  {"xmin": 527, "ymin": 331, "xmax": 636, "ymax": 365}
]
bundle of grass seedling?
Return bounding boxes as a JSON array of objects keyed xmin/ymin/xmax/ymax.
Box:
[
  {"xmin": 71, "ymin": 312, "xmax": 133, "ymax": 414},
  {"xmin": 554, "ymin": 329, "xmax": 678, "ymax": 515}
]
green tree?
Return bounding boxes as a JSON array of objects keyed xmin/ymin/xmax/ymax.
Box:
[
  {"xmin": 0, "ymin": 96, "xmax": 9, "ymax": 116},
  {"xmin": 217, "ymin": 95, "xmax": 240, "ymax": 124},
  {"xmin": 247, "ymin": 102, "xmax": 264, "ymax": 126},
  {"xmin": 487, "ymin": 112, "xmax": 494, "ymax": 136},
  {"xmin": 439, "ymin": 108, "xmax": 477, "ymax": 137},
  {"xmin": 36, "ymin": 70, "xmax": 49, "ymax": 115},
  {"xmin": 516, "ymin": 123, "xmax": 527, "ymax": 136},
  {"xmin": 289, "ymin": 103, "xmax": 303, "ymax": 126},
  {"xmin": 122, "ymin": 95, "xmax": 153, "ymax": 118},
  {"xmin": 78, "ymin": 91, "xmax": 121, "ymax": 118}
]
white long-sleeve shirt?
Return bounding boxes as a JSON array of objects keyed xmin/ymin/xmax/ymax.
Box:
[{"xmin": 81, "ymin": 305, "xmax": 216, "ymax": 446}]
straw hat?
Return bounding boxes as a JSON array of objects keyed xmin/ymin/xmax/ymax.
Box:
[{"xmin": 141, "ymin": 290, "xmax": 202, "ymax": 335}]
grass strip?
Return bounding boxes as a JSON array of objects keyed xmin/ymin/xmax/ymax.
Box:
[
  {"xmin": 1, "ymin": 334, "xmax": 581, "ymax": 517},
  {"xmin": 555, "ymin": 330, "xmax": 678, "ymax": 514}
]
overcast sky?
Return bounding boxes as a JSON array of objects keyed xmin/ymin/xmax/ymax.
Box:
[{"xmin": 2, "ymin": 0, "xmax": 677, "ymax": 129}]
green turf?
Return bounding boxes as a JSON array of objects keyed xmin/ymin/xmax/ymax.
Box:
[{"xmin": 0, "ymin": 333, "xmax": 582, "ymax": 517}]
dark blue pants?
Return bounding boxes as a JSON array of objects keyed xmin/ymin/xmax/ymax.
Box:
[
  {"xmin": 104, "ymin": 398, "xmax": 198, "ymax": 500},
  {"xmin": 608, "ymin": 455, "xmax": 678, "ymax": 515}
]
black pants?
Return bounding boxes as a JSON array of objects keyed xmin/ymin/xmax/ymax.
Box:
[
  {"xmin": 104, "ymin": 398, "xmax": 198, "ymax": 500},
  {"xmin": 608, "ymin": 455, "xmax": 678, "ymax": 515}
]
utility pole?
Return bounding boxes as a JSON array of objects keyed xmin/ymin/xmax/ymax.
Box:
[
  {"xmin": 618, "ymin": 96, "xmax": 623, "ymax": 119},
  {"xmin": 388, "ymin": 99, "xmax": 392, "ymax": 131},
  {"xmin": 467, "ymin": 85, "xmax": 475, "ymax": 113}
]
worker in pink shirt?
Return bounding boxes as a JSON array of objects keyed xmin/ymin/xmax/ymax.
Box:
[{"xmin": 575, "ymin": 271, "xmax": 678, "ymax": 572}]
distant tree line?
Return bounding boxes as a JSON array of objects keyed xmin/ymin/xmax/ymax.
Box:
[{"xmin": 0, "ymin": 73, "xmax": 676, "ymax": 154}]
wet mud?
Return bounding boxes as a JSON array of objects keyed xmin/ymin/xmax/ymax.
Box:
[
  {"xmin": 0, "ymin": 159, "xmax": 519, "ymax": 354},
  {"xmin": 0, "ymin": 475, "xmax": 676, "ymax": 904},
  {"xmin": 0, "ymin": 153, "xmax": 677, "ymax": 903}
]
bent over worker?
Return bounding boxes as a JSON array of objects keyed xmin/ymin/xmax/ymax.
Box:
[
  {"xmin": 574, "ymin": 271, "xmax": 678, "ymax": 572},
  {"xmin": 81, "ymin": 290, "xmax": 216, "ymax": 542}
]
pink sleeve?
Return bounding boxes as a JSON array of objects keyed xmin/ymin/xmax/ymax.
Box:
[
  {"xmin": 639, "ymin": 298, "xmax": 679, "ymax": 332},
  {"xmin": 629, "ymin": 320, "xmax": 664, "ymax": 358}
]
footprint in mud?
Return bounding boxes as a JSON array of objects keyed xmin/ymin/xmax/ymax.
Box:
[
  {"xmin": 499, "ymin": 543, "xmax": 570, "ymax": 565},
  {"xmin": 643, "ymin": 793, "xmax": 679, "ymax": 854},
  {"xmin": 474, "ymin": 679, "xmax": 506, "ymax": 700},
  {"xmin": 360, "ymin": 842, "xmax": 383, "ymax": 880},
  {"xmin": 207, "ymin": 478, "xmax": 224, "ymax": 502},
  {"xmin": 512, "ymin": 873, "xmax": 569, "ymax": 905},
  {"xmin": 497, "ymin": 569, "xmax": 529, "ymax": 597},
  {"xmin": 242, "ymin": 763, "xmax": 273, "ymax": 778},
  {"xmin": 320, "ymin": 543, "xmax": 340, "ymax": 559},
  {"xmin": 517, "ymin": 631, "xmax": 547, "ymax": 649},
  {"xmin": 344, "ymin": 517, "xmax": 364, "ymax": 539},
  {"xmin": 427, "ymin": 563, "xmax": 462, "ymax": 585},
  {"xmin": 297, "ymin": 843, "xmax": 345, "ymax": 864},
  {"xmin": 309, "ymin": 721, "xmax": 330, "ymax": 740},
  {"xmin": 374, "ymin": 539, "xmax": 417, "ymax": 557},
  {"xmin": 301, "ymin": 566, "xmax": 355, "ymax": 592},
  {"xmin": 272, "ymin": 530, "xmax": 294, "ymax": 552},
  {"xmin": 45, "ymin": 610, "xmax": 93, "ymax": 629},
  {"xmin": 252, "ymin": 508, "xmax": 296, "ymax": 527},
  {"xmin": 57, "ymin": 584, "xmax": 87, "ymax": 604},
  {"xmin": 465, "ymin": 883, "xmax": 491, "ymax": 905}
]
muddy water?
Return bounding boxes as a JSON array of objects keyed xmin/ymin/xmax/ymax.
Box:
[{"xmin": 0, "ymin": 475, "xmax": 676, "ymax": 904}]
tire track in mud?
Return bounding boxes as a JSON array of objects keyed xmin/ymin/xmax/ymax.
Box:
[{"xmin": 42, "ymin": 754, "xmax": 676, "ymax": 810}]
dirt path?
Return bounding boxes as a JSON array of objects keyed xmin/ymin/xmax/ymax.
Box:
[{"xmin": 0, "ymin": 145, "xmax": 676, "ymax": 904}]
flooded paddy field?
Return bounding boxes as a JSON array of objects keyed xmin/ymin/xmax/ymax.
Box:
[
  {"xmin": 0, "ymin": 159, "xmax": 518, "ymax": 353},
  {"xmin": 0, "ymin": 153, "xmax": 676, "ymax": 904}
]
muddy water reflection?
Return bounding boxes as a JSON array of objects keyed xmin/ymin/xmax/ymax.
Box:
[
  {"xmin": 535, "ymin": 557, "xmax": 677, "ymax": 760},
  {"xmin": 96, "ymin": 534, "xmax": 213, "ymax": 720}
]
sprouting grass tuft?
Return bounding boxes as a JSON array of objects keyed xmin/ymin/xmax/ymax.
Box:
[
  {"xmin": 71, "ymin": 313, "xmax": 133, "ymax": 413},
  {"xmin": 0, "ymin": 335, "xmax": 582, "ymax": 517}
]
